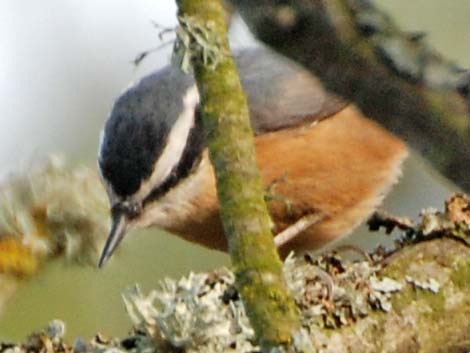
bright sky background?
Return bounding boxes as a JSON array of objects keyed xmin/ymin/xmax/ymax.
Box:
[{"xmin": 0, "ymin": 1, "xmax": 178, "ymax": 169}]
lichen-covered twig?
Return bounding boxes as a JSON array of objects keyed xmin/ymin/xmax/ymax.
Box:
[
  {"xmin": 0, "ymin": 157, "xmax": 109, "ymax": 271},
  {"xmin": 0, "ymin": 157, "xmax": 109, "ymax": 314},
  {"xmin": 368, "ymin": 193, "xmax": 470, "ymax": 246}
]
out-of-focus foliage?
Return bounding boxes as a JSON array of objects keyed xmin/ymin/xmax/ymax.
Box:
[{"xmin": 0, "ymin": 157, "xmax": 109, "ymax": 278}]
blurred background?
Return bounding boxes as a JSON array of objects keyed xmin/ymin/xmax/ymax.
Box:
[{"xmin": 0, "ymin": 0, "xmax": 468, "ymax": 342}]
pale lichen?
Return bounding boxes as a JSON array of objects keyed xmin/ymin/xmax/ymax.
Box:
[
  {"xmin": 113, "ymin": 248, "xmax": 408, "ymax": 353},
  {"xmin": 405, "ymin": 276, "xmax": 441, "ymax": 293},
  {"xmin": 122, "ymin": 269, "xmax": 256, "ymax": 353},
  {"xmin": 0, "ymin": 156, "xmax": 110, "ymax": 274},
  {"xmin": 173, "ymin": 15, "xmax": 228, "ymax": 73}
]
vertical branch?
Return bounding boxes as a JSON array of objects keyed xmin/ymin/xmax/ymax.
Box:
[{"xmin": 174, "ymin": 0, "xmax": 308, "ymax": 351}]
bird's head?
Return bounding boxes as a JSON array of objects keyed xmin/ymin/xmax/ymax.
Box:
[{"xmin": 97, "ymin": 67, "xmax": 205, "ymax": 267}]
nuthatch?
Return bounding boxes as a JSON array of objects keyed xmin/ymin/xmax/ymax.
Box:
[{"xmin": 97, "ymin": 47, "xmax": 407, "ymax": 267}]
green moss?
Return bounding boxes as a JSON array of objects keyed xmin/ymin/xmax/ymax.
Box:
[
  {"xmin": 389, "ymin": 288, "xmax": 411, "ymax": 314},
  {"xmin": 418, "ymin": 289, "xmax": 446, "ymax": 320},
  {"xmin": 451, "ymin": 258, "xmax": 470, "ymax": 290}
]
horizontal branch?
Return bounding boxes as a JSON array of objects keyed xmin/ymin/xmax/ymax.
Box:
[{"xmin": 3, "ymin": 195, "xmax": 470, "ymax": 353}]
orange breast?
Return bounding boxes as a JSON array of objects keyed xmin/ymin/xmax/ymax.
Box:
[{"xmin": 169, "ymin": 105, "xmax": 408, "ymax": 255}]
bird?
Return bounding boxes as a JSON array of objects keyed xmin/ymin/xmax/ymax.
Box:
[{"xmin": 97, "ymin": 46, "xmax": 408, "ymax": 267}]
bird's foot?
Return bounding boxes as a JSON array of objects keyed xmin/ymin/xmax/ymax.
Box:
[
  {"xmin": 265, "ymin": 173, "xmax": 294, "ymax": 215},
  {"xmin": 274, "ymin": 213, "xmax": 325, "ymax": 247}
]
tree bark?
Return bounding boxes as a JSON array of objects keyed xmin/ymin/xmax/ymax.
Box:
[{"xmin": 318, "ymin": 238, "xmax": 470, "ymax": 353}]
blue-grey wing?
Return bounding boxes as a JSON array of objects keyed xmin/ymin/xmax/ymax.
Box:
[{"xmin": 235, "ymin": 47, "xmax": 346, "ymax": 134}]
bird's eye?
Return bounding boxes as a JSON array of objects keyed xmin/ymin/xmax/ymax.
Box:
[
  {"xmin": 125, "ymin": 203, "xmax": 142, "ymax": 219},
  {"xmin": 112, "ymin": 202, "xmax": 142, "ymax": 220}
]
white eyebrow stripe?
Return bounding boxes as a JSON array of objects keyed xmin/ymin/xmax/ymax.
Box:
[{"xmin": 133, "ymin": 84, "xmax": 200, "ymax": 202}]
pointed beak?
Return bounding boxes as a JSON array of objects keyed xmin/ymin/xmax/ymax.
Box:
[{"xmin": 98, "ymin": 208, "xmax": 128, "ymax": 268}]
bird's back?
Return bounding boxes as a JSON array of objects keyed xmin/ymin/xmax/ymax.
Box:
[{"xmin": 99, "ymin": 47, "xmax": 345, "ymax": 199}]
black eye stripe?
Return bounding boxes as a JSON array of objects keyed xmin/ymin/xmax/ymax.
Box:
[{"xmin": 143, "ymin": 105, "xmax": 205, "ymax": 206}]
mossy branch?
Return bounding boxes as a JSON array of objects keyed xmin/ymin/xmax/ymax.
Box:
[
  {"xmin": 173, "ymin": 0, "xmax": 308, "ymax": 351},
  {"xmin": 2, "ymin": 195, "xmax": 470, "ymax": 353},
  {"xmin": 230, "ymin": 0, "xmax": 470, "ymax": 191}
]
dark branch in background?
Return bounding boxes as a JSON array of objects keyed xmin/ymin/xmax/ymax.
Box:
[{"xmin": 230, "ymin": 0, "xmax": 470, "ymax": 191}]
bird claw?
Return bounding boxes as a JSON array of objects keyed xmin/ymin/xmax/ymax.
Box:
[{"xmin": 274, "ymin": 213, "xmax": 325, "ymax": 247}]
